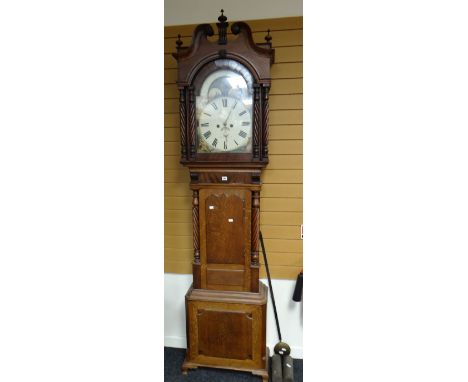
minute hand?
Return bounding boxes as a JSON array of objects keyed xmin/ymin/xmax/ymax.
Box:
[{"xmin": 223, "ymin": 101, "xmax": 237, "ymax": 125}]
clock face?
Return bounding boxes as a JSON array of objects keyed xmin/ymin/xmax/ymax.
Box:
[
  {"xmin": 196, "ymin": 60, "xmax": 253, "ymax": 153},
  {"xmin": 198, "ymin": 96, "xmax": 251, "ymax": 152}
]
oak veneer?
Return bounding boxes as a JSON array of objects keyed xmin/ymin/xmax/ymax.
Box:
[{"xmin": 182, "ymin": 283, "xmax": 269, "ymax": 381}]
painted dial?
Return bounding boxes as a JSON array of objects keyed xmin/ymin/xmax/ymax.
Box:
[
  {"xmin": 198, "ymin": 96, "xmax": 251, "ymax": 152},
  {"xmin": 196, "ymin": 60, "xmax": 253, "ymax": 153}
]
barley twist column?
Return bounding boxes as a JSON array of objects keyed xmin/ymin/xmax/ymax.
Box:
[
  {"xmin": 188, "ymin": 87, "xmax": 196, "ymax": 157},
  {"xmin": 192, "ymin": 190, "xmax": 201, "ymax": 288},
  {"xmin": 179, "ymin": 88, "xmax": 187, "ymax": 158},
  {"xmin": 253, "ymin": 84, "xmax": 260, "ymax": 159},
  {"xmin": 251, "ymin": 191, "xmax": 260, "ymax": 292},
  {"xmin": 192, "ymin": 190, "xmax": 200, "ymax": 263},
  {"xmin": 261, "ymin": 85, "xmax": 270, "ymax": 159}
]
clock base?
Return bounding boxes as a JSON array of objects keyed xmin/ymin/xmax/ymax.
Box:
[
  {"xmin": 182, "ymin": 347, "xmax": 269, "ymax": 382},
  {"xmin": 182, "ymin": 283, "xmax": 269, "ymax": 381}
]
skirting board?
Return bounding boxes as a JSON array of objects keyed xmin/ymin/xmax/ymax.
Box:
[{"xmin": 164, "ymin": 273, "xmax": 303, "ymax": 359}]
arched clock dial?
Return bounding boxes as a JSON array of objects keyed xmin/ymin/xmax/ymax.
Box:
[
  {"xmin": 195, "ymin": 59, "xmax": 253, "ymax": 153},
  {"xmin": 198, "ymin": 96, "xmax": 251, "ymax": 152}
]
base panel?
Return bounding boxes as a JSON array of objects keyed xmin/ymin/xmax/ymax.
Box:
[{"xmin": 183, "ymin": 283, "xmax": 268, "ymax": 381}]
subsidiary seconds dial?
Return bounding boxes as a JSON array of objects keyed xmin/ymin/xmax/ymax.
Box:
[{"xmin": 198, "ymin": 96, "xmax": 251, "ymax": 152}]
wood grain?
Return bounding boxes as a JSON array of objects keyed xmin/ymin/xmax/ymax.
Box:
[{"xmin": 183, "ymin": 284, "xmax": 268, "ymax": 379}]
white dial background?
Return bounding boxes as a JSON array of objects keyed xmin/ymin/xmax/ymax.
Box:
[{"xmin": 198, "ymin": 96, "xmax": 251, "ymax": 152}]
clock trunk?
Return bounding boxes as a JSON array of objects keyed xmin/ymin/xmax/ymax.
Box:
[{"xmin": 200, "ymin": 188, "xmax": 252, "ymax": 291}]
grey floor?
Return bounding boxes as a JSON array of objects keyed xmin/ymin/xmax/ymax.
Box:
[{"xmin": 164, "ymin": 347, "xmax": 303, "ymax": 381}]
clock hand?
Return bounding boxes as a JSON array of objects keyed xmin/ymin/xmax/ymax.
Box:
[
  {"xmin": 223, "ymin": 109, "xmax": 233, "ymax": 126},
  {"xmin": 223, "ymin": 100, "xmax": 237, "ymax": 126}
]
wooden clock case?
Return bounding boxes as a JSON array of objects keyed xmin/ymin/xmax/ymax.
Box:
[{"xmin": 171, "ymin": 11, "xmax": 274, "ymax": 381}]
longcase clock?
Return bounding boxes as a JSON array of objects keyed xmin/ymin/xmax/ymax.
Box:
[{"xmin": 171, "ymin": 10, "xmax": 274, "ymax": 381}]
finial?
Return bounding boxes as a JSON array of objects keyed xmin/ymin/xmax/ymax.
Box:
[
  {"xmin": 217, "ymin": 9, "xmax": 228, "ymax": 45},
  {"xmin": 218, "ymin": 9, "xmax": 227, "ymax": 23},
  {"xmin": 265, "ymin": 29, "xmax": 272, "ymax": 44},
  {"xmin": 176, "ymin": 34, "xmax": 183, "ymax": 50}
]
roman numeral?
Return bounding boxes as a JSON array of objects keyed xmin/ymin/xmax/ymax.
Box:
[
  {"xmin": 203, "ymin": 131, "xmax": 211, "ymax": 139},
  {"xmin": 211, "ymin": 102, "xmax": 218, "ymax": 110},
  {"xmin": 232, "ymin": 101, "xmax": 238, "ymax": 109},
  {"xmin": 242, "ymin": 121, "xmax": 250, "ymax": 126},
  {"xmin": 238, "ymin": 110, "xmax": 246, "ymax": 116},
  {"xmin": 224, "ymin": 141, "xmax": 227, "ymax": 150},
  {"xmin": 234, "ymin": 140, "xmax": 239, "ymax": 146},
  {"xmin": 203, "ymin": 112, "xmax": 211, "ymax": 117},
  {"xmin": 212, "ymin": 138, "xmax": 218, "ymax": 147},
  {"xmin": 222, "ymin": 98, "xmax": 227, "ymax": 107},
  {"xmin": 201, "ymin": 122, "xmax": 209, "ymax": 127},
  {"xmin": 239, "ymin": 130, "xmax": 247, "ymax": 138}
]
